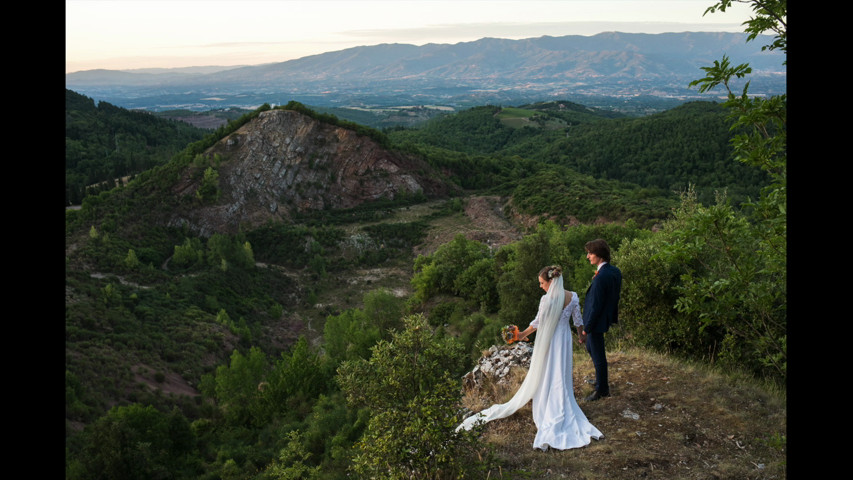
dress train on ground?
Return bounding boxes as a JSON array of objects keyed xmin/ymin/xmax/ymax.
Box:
[{"xmin": 531, "ymin": 311, "xmax": 602, "ymax": 450}]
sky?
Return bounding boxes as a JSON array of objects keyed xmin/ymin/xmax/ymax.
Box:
[{"xmin": 66, "ymin": 0, "xmax": 755, "ymax": 73}]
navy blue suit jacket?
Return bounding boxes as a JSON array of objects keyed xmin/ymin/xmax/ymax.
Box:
[{"xmin": 583, "ymin": 263, "xmax": 622, "ymax": 334}]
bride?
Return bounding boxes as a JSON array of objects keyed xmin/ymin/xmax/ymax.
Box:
[{"xmin": 456, "ymin": 265, "xmax": 603, "ymax": 450}]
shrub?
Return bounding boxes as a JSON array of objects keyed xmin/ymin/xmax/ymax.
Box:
[{"xmin": 337, "ymin": 314, "xmax": 482, "ymax": 478}]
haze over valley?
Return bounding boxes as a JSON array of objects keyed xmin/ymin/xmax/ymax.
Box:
[{"xmin": 66, "ymin": 32, "xmax": 785, "ymax": 116}]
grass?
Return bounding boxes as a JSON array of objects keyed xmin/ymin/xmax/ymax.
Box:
[
  {"xmin": 496, "ymin": 107, "xmax": 569, "ymax": 130},
  {"xmin": 461, "ymin": 346, "xmax": 786, "ymax": 479}
]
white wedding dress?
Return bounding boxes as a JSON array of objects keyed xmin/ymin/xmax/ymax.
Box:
[
  {"xmin": 456, "ymin": 276, "xmax": 603, "ymax": 450},
  {"xmin": 530, "ymin": 291, "xmax": 603, "ymax": 449}
]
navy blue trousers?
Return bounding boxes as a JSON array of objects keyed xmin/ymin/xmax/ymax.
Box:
[{"xmin": 585, "ymin": 331, "xmax": 609, "ymax": 396}]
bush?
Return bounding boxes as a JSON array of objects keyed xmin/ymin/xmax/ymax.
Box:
[
  {"xmin": 336, "ymin": 314, "xmax": 483, "ymax": 478},
  {"xmin": 616, "ymin": 188, "xmax": 786, "ymax": 383},
  {"xmin": 412, "ymin": 234, "xmax": 492, "ymax": 305},
  {"xmin": 71, "ymin": 404, "xmax": 200, "ymax": 480}
]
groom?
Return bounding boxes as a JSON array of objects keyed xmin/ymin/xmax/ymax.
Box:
[{"xmin": 579, "ymin": 238, "xmax": 622, "ymax": 402}]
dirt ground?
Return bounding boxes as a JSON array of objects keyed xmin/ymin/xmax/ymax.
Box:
[
  {"xmin": 463, "ymin": 347, "xmax": 787, "ymax": 479},
  {"xmin": 414, "ymin": 195, "xmax": 523, "ymax": 257}
]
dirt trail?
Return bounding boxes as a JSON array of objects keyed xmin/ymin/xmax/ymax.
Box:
[{"xmin": 415, "ymin": 195, "xmax": 523, "ymax": 256}]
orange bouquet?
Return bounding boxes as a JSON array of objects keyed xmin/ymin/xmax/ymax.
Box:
[{"xmin": 501, "ymin": 325, "xmax": 520, "ymax": 344}]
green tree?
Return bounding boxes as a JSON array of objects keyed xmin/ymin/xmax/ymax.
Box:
[
  {"xmin": 618, "ymin": 189, "xmax": 722, "ymax": 357},
  {"xmin": 616, "ymin": 0, "xmax": 787, "ymax": 382},
  {"xmin": 692, "ymin": 0, "xmax": 786, "ymax": 377},
  {"xmin": 264, "ymin": 430, "xmax": 322, "ymax": 480},
  {"xmin": 206, "ymin": 347, "xmax": 271, "ymax": 426},
  {"xmin": 691, "ymin": 0, "xmax": 786, "ymax": 186},
  {"xmin": 72, "ymin": 404, "xmax": 199, "ymax": 480},
  {"xmin": 453, "ymin": 256, "xmax": 500, "ymax": 312},
  {"xmin": 124, "ymin": 248, "xmax": 140, "ymax": 270},
  {"xmin": 242, "ymin": 241, "xmax": 255, "ymax": 267},
  {"xmin": 309, "ymin": 253, "xmax": 327, "ymax": 277},
  {"xmin": 323, "ymin": 289, "xmax": 405, "ymax": 369},
  {"xmin": 362, "ymin": 288, "xmax": 405, "ymax": 333},
  {"xmin": 666, "ymin": 191, "xmax": 785, "ymax": 377},
  {"xmin": 172, "ymin": 237, "xmax": 204, "ymax": 268},
  {"xmin": 300, "ymin": 392, "xmax": 369, "ymax": 475},
  {"xmin": 619, "ymin": 186, "xmax": 785, "ymax": 381},
  {"xmin": 411, "ymin": 234, "xmax": 492, "ymax": 304},
  {"xmin": 495, "ymin": 225, "xmax": 553, "ymax": 326},
  {"xmin": 336, "ymin": 314, "xmax": 480, "ymax": 479},
  {"xmin": 101, "ymin": 283, "xmax": 119, "ymax": 306},
  {"xmin": 195, "ymin": 166, "xmax": 220, "ymax": 202},
  {"xmin": 215, "ymin": 308, "xmax": 232, "ymax": 327},
  {"xmin": 206, "ymin": 233, "xmax": 231, "ymax": 268},
  {"xmin": 323, "ymin": 308, "xmax": 379, "ymax": 366},
  {"xmin": 262, "ymin": 337, "xmax": 330, "ymax": 423}
]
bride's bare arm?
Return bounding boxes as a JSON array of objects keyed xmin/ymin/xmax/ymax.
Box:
[{"xmin": 518, "ymin": 324, "xmax": 537, "ymax": 341}]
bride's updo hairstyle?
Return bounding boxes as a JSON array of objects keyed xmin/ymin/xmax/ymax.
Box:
[{"xmin": 539, "ymin": 265, "xmax": 562, "ymax": 281}]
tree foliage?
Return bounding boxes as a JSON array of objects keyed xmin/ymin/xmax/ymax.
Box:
[
  {"xmin": 323, "ymin": 289, "xmax": 405, "ymax": 367},
  {"xmin": 282, "ymin": 100, "xmax": 391, "ymax": 148},
  {"xmin": 509, "ymin": 164, "xmax": 677, "ymax": 229},
  {"xmin": 619, "ymin": 188, "xmax": 785, "ymax": 380},
  {"xmin": 264, "ymin": 430, "xmax": 322, "ymax": 480},
  {"xmin": 65, "ymin": 89, "xmax": 208, "ymax": 205},
  {"xmin": 195, "ymin": 166, "xmax": 221, "ymax": 203},
  {"xmin": 615, "ymin": 0, "xmax": 787, "ymax": 382},
  {"xmin": 336, "ymin": 314, "xmax": 480, "ymax": 479},
  {"xmin": 206, "ymin": 346, "xmax": 271, "ymax": 426},
  {"xmin": 70, "ymin": 404, "xmax": 200, "ymax": 480},
  {"xmin": 390, "ymin": 100, "xmax": 769, "ymax": 207},
  {"xmin": 411, "ymin": 234, "xmax": 494, "ymax": 305}
]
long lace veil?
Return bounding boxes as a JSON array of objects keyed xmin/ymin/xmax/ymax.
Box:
[{"xmin": 456, "ymin": 275, "xmax": 565, "ymax": 432}]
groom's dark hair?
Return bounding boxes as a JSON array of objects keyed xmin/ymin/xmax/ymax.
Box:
[{"xmin": 584, "ymin": 239, "xmax": 612, "ymax": 263}]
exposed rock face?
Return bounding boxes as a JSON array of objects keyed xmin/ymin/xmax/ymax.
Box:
[
  {"xmin": 462, "ymin": 342, "xmax": 534, "ymax": 392},
  {"xmin": 168, "ymin": 109, "xmax": 453, "ymax": 236}
]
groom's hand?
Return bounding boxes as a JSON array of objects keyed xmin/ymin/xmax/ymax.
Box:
[{"xmin": 576, "ymin": 327, "xmax": 586, "ymax": 344}]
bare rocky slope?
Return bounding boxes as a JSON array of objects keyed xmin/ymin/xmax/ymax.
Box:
[{"xmin": 167, "ymin": 108, "xmax": 455, "ymax": 236}]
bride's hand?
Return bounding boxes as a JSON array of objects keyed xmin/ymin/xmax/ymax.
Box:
[{"xmin": 518, "ymin": 326, "xmax": 535, "ymax": 342}]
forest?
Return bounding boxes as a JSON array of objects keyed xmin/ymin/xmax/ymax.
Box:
[
  {"xmin": 65, "ymin": 89, "xmax": 211, "ymax": 205},
  {"xmin": 65, "ymin": 4, "xmax": 786, "ymax": 478}
]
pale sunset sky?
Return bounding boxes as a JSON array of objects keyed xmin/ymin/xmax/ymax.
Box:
[{"xmin": 66, "ymin": 0, "xmax": 754, "ymax": 73}]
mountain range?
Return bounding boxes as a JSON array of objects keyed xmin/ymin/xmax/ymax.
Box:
[{"xmin": 65, "ymin": 32, "xmax": 786, "ymax": 112}]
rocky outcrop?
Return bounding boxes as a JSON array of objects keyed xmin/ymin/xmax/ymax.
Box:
[
  {"xmin": 462, "ymin": 342, "xmax": 534, "ymax": 392},
  {"xmin": 168, "ymin": 108, "xmax": 453, "ymax": 236}
]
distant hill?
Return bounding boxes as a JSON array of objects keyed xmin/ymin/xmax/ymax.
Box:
[
  {"xmin": 65, "ymin": 32, "xmax": 786, "ymax": 113},
  {"xmin": 65, "ymin": 89, "xmax": 209, "ymax": 205},
  {"xmin": 161, "ymin": 107, "xmax": 456, "ymax": 236},
  {"xmin": 387, "ymin": 100, "xmax": 769, "ymax": 207}
]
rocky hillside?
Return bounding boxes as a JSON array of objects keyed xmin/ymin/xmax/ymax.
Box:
[{"xmin": 167, "ymin": 108, "xmax": 455, "ymax": 236}]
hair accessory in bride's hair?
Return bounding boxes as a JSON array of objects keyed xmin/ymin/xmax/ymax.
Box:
[{"xmin": 547, "ymin": 265, "xmax": 561, "ymax": 279}]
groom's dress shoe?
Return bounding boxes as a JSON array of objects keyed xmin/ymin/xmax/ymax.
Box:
[{"xmin": 585, "ymin": 391, "xmax": 609, "ymax": 402}]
